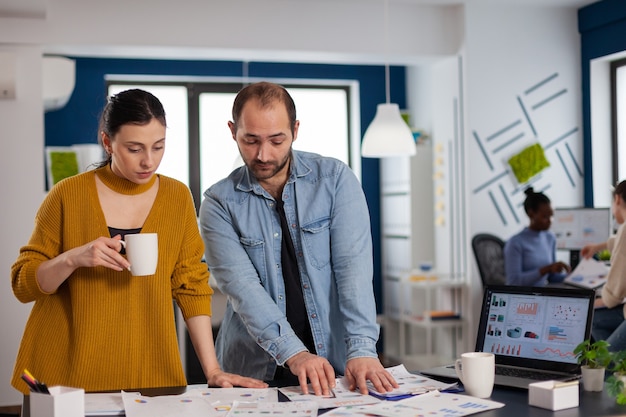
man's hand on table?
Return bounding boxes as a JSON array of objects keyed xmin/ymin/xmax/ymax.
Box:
[
  {"xmin": 285, "ymin": 351, "xmax": 336, "ymax": 396},
  {"xmin": 345, "ymin": 357, "xmax": 399, "ymax": 395}
]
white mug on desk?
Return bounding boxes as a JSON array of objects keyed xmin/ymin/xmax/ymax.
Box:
[
  {"xmin": 121, "ymin": 233, "xmax": 158, "ymax": 276},
  {"xmin": 455, "ymin": 352, "xmax": 495, "ymax": 398}
]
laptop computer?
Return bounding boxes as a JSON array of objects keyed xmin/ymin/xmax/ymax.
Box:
[{"xmin": 420, "ymin": 285, "xmax": 596, "ymax": 389}]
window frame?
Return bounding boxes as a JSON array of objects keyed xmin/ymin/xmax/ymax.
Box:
[
  {"xmin": 105, "ymin": 76, "xmax": 360, "ymax": 211},
  {"xmin": 610, "ymin": 58, "xmax": 626, "ymax": 184}
]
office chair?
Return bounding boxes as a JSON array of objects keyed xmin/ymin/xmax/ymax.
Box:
[{"xmin": 472, "ymin": 233, "xmax": 506, "ymax": 287}]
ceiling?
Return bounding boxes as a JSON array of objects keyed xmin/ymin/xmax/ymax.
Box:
[
  {"xmin": 0, "ymin": 0, "xmax": 601, "ymax": 64},
  {"xmin": 0, "ymin": 0, "xmax": 601, "ymax": 19},
  {"xmin": 394, "ymin": 0, "xmax": 597, "ymax": 6},
  {"xmin": 0, "ymin": 0, "xmax": 45, "ymax": 18}
]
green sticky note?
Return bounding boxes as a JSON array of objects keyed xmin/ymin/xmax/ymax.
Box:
[
  {"xmin": 49, "ymin": 151, "xmax": 79, "ymax": 185},
  {"xmin": 508, "ymin": 143, "xmax": 550, "ymax": 184}
]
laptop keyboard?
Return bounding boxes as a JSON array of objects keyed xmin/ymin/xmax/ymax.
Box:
[{"xmin": 495, "ymin": 366, "xmax": 566, "ymax": 381}]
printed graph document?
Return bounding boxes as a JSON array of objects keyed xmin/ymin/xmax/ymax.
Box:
[
  {"xmin": 279, "ymin": 377, "xmax": 380, "ymax": 408},
  {"xmin": 366, "ymin": 364, "xmax": 457, "ymax": 400},
  {"xmin": 226, "ymin": 400, "xmax": 318, "ymax": 417},
  {"xmin": 565, "ymin": 258, "xmax": 609, "ymax": 289},
  {"xmin": 122, "ymin": 388, "xmax": 278, "ymax": 417},
  {"xmin": 280, "ymin": 364, "xmax": 456, "ymax": 406},
  {"xmin": 122, "ymin": 391, "xmax": 208, "ymax": 417},
  {"xmin": 187, "ymin": 386, "xmax": 278, "ymax": 408},
  {"xmin": 323, "ymin": 390, "xmax": 505, "ymax": 417}
]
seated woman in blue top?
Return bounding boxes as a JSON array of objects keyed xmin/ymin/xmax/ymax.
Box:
[{"xmin": 504, "ymin": 187, "xmax": 571, "ymax": 286}]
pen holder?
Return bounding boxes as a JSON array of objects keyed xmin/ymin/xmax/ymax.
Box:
[
  {"xmin": 30, "ymin": 386, "xmax": 85, "ymax": 417},
  {"xmin": 528, "ymin": 380, "xmax": 579, "ymax": 411}
]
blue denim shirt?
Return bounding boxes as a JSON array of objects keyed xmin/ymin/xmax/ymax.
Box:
[{"xmin": 199, "ymin": 151, "xmax": 380, "ymax": 381}]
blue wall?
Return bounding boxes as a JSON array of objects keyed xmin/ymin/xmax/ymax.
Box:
[
  {"xmin": 44, "ymin": 57, "xmax": 408, "ymax": 315},
  {"xmin": 578, "ymin": 0, "xmax": 626, "ymax": 206}
]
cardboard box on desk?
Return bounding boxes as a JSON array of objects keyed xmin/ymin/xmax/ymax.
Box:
[
  {"xmin": 31, "ymin": 386, "xmax": 85, "ymax": 417},
  {"xmin": 528, "ymin": 380, "xmax": 579, "ymax": 411}
]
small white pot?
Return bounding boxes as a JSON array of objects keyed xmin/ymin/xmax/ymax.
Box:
[{"xmin": 581, "ymin": 365, "xmax": 605, "ymax": 392}]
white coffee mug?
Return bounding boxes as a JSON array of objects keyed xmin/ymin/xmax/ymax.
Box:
[
  {"xmin": 455, "ymin": 352, "xmax": 495, "ymax": 398},
  {"xmin": 120, "ymin": 233, "xmax": 158, "ymax": 276}
]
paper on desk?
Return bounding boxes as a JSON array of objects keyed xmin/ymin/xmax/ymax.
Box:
[
  {"xmin": 564, "ymin": 257, "xmax": 609, "ymax": 289},
  {"xmin": 188, "ymin": 386, "xmax": 277, "ymax": 410},
  {"xmin": 122, "ymin": 390, "xmax": 208, "ymax": 417},
  {"xmin": 226, "ymin": 400, "xmax": 318, "ymax": 417},
  {"xmin": 324, "ymin": 390, "xmax": 505, "ymax": 417},
  {"xmin": 122, "ymin": 388, "xmax": 279, "ymax": 417},
  {"xmin": 366, "ymin": 364, "xmax": 457, "ymax": 399},
  {"xmin": 85, "ymin": 392, "xmax": 125, "ymax": 416},
  {"xmin": 279, "ymin": 378, "xmax": 380, "ymax": 408}
]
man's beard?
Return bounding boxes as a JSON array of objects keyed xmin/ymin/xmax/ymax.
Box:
[{"xmin": 246, "ymin": 150, "xmax": 292, "ymax": 181}]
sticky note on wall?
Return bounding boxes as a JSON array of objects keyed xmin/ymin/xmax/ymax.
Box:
[{"xmin": 508, "ymin": 143, "xmax": 550, "ymax": 184}]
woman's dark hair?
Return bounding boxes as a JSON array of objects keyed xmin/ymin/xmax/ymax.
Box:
[
  {"xmin": 615, "ymin": 180, "xmax": 626, "ymax": 202},
  {"xmin": 231, "ymin": 82, "xmax": 297, "ymax": 135},
  {"xmin": 96, "ymin": 89, "xmax": 166, "ymax": 168},
  {"xmin": 523, "ymin": 187, "xmax": 551, "ymax": 214}
]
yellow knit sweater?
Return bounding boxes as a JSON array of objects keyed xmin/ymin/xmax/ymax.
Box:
[{"xmin": 11, "ymin": 165, "xmax": 212, "ymax": 394}]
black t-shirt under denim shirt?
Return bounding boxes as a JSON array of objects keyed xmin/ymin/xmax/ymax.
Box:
[{"xmin": 275, "ymin": 199, "xmax": 316, "ymax": 356}]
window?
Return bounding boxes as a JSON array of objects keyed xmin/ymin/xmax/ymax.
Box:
[
  {"xmin": 108, "ymin": 84, "xmax": 190, "ymax": 185},
  {"xmin": 611, "ymin": 58, "xmax": 626, "ymax": 183},
  {"xmin": 107, "ymin": 79, "xmax": 357, "ymax": 210}
]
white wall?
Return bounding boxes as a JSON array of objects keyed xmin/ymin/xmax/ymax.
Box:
[
  {"xmin": 463, "ymin": 4, "xmax": 584, "ymax": 336},
  {"xmin": 0, "ymin": 45, "xmax": 46, "ymax": 406}
]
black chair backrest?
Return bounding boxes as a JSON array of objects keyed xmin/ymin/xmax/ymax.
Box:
[{"xmin": 472, "ymin": 233, "xmax": 506, "ymax": 287}]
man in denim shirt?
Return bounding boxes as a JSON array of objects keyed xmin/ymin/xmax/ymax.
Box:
[{"xmin": 199, "ymin": 82, "xmax": 397, "ymax": 396}]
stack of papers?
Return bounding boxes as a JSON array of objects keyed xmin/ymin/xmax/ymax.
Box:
[
  {"xmin": 564, "ymin": 258, "xmax": 609, "ymax": 289},
  {"xmin": 84, "ymin": 364, "xmax": 502, "ymax": 417}
]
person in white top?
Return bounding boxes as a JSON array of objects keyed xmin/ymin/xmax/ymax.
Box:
[{"xmin": 581, "ymin": 180, "xmax": 626, "ymax": 350}]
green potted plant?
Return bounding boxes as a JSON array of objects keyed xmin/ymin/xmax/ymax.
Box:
[
  {"xmin": 607, "ymin": 349, "xmax": 626, "ymax": 404},
  {"xmin": 574, "ymin": 339, "xmax": 611, "ymax": 392}
]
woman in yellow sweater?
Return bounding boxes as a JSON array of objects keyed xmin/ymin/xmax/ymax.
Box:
[{"xmin": 11, "ymin": 89, "xmax": 266, "ymax": 394}]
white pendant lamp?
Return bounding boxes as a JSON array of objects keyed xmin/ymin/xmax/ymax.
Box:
[
  {"xmin": 361, "ymin": 0, "xmax": 416, "ymax": 158},
  {"xmin": 361, "ymin": 103, "xmax": 416, "ymax": 157}
]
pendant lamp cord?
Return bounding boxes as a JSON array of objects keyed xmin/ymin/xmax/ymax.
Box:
[
  {"xmin": 384, "ymin": 0, "xmax": 390, "ymax": 104},
  {"xmin": 242, "ymin": 61, "xmax": 249, "ymax": 87}
]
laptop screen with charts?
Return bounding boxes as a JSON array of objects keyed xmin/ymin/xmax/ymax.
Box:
[{"xmin": 421, "ymin": 285, "xmax": 596, "ymax": 389}]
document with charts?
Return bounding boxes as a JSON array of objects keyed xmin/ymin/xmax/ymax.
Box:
[
  {"xmin": 278, "ymin": 377, "xmax": 380, "ymax": 408},
  {"xmin": 226, "ymin": 400, "xmax": 318, "ymax": 417},
  {"xmin": 323, "ymin": 390, "xmax": 504, "ymax": 417},
  {"xmin": 279, "ymin": 364, "xmax": 456, "ymax": 405},
  {"xmin": 121, "ymin": 388, "xmax": 278, "ymax": 417},
  {"xmin": 366, "ymin": 364, "xmax": 457, "ymax": 400},
  {"xmin": 564, "ymin": 258, "xmax": 609, "ymax": 289}
]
